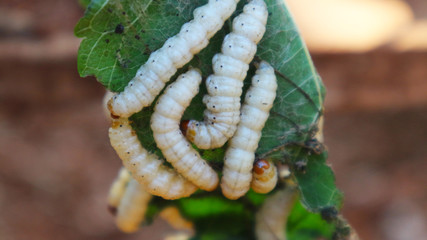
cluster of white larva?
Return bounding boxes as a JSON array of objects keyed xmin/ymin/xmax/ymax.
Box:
[
  {"xmin": 151, "ymin": 69, "xmax": 219, "ymax": 191},
  {"xmin": 109, "ymin": 117, "xmax": 198, "ymax": 200},
  {"xmin": 221, "ymin": 61, "xmax": 277, "ymax": 200},
  {"xmin": 255, "ymin": 187, "xmax": 297, "ymax": 240},
  {"xmin": 181, "ymin": 0, "xmax": 268, "ymax": 149},
  {"xmin": 107, "ymin": 0, "xmax": 240, "ymax": 118},
  {"xmin": 251, "ymin": 159, "xmax": 278, "ymax": 194},
  {"xmin": 106, "ymin": 0, "xmax": 278, "ymax": 203}
]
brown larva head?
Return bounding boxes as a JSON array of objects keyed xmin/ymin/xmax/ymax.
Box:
[
  {"xmin": 253, "ymin": 159, "xmax": 270, "ymax": 175},
  {"xmin": 107, "ymin": 205, "xmax": 117, "ymax": 216},
  {"xmin": 107, "ymin": 98, "xmax": 120, "ymax": 119},
  {"xmin": 180, "ymin": 120, "xmax": 190, "ymax": 136}
]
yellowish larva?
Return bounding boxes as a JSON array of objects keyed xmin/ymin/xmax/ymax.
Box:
[
  {"xmin": 182, "ymin": 0, "xmax": 268, "ymax": 149},
  {"xmin": 109, "ymin": 118, "xmax": 198, "ymax": 200},
  {"xmin": 108, "ymin": 0, "xmax": 240, "ymax": 118},
  {"xmin": 151, "ymin": 69, "xmax": 219, "ymax": 191},
  {"xmin": 255, "ymin": 187, "xmax": 297, "ymax": 240},
  {"xmin": 107, "ymin": 167, "xmax": 132, "ymax": 215},
  {"xmin": 250, "ymin": 159, "xmax": 278, "ymax": 194},
  {"xmin": 116, "ymin": 178, "xmax": 152, "ymax": 233},
  {"xmin": 221, "ymin": 61, "xmax": 277, "ymax": 199}
]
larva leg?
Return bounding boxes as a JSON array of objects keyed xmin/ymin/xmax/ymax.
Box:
[
  {"xmin": 108, "ymin": 0, "xmax": 240, "ymax": 118},
  {"xmin": 251, "ymin": 159, "xmax": 278, "ymax": 194},
  {"xmin": 182, "ymin": 0, "xmax": 269, "ymax": 149},
  {"xmin": 221, "ymin": 61, "xmax": 277, "ymax": 199},
  {"xmin": 255, "ymin": 187, "xmax": 297, "ymax": 240},
  {"xmin": 109, "ymin": 118, "xmax": 198, "ymax": 200},
  {"xmin": 107, "ymin": 167, "xmax": 132, "ymax": 215},
  {"xmin": 151, "ymin": 69, "xmax": 219, "ymax": 191},
  {"xmin": 116, "ymin": 178, "xmax": 152, "ymax": 233}
]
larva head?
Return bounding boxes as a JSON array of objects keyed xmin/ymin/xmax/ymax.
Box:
[
  {"xmin": 107, "ymin": 97, "xmax": 121, "ymax": 119},
  {"xmin": 180, "ymin": 120, "xmax": 197, "ymax": 142},
  {"xmin": 253, "ymin": 159, "xmax": 270, "ymax": 175}
]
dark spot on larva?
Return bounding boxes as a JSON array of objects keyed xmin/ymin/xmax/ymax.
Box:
[
  {"xmin": 135, "ymin": 35, "xmax": 141, "ymax": 40},
  {"xmin": 241, "ymin": 23, "xmax": 244, "ymax": 26},
  {"xmin": 213, "ymin": 117, "xmax": 216, "ymax": 120},
  {"xmin": 127, "ymin": 152, "xmax": 130, "ymax": 154},
  {"xmin": 220, "ymin": 65, "xmax": 223, "ymax": 68},
  {"xmin": 229, "ymin": 45, "xmax": 232, "ymax": 48},
  {"xmin": 252, "ymin": 7, "xmax": 255, "ymax": 10},
  {"xmin": 132, "ymin": 163, "xmax": 136, "ymax": 166},
  {"xmin": 119, "ymin": 125, "xmax": 123, "ymax": 127},
  {"xmin": 122, "ymin": 11, "xmax": 126, "ymax": 15},
  {"xmin": 194, "ymin": 154, "xmax": 197, "ymax": 156},
  {"xmin": 215, "ymin": 86, "xmax": 217, "ymax": 89},
  {"xmin": 107, "ymin": 205, "xmax": 117, "ymax": 215},
  {"xmin": 115, "ymin": 23, "xmax": 124, "ymax": 34},
  {"xmin": 257, "ymin": 80, "xmax": 260, "ymax": 82},
  {"xmin": 263, "ymin": 103, "xmax": 268, "ymax": 105},
  {"xmin": 140, "ymin": 73, "xmax": 143, "ymax": 76},
  {"xmin": 105, "ymin": 39, "xmax": 110, "ymax": 43},
  {"xmin": 212, "ymin": 105, "xmax": 215, "ymax": 108},
  {"xmin": 196, "ymin": 123, "xmax": 199, "ymax": 126},
  {"xmin": 186, "ymin": 30, "xmax": 189, "ymax": 32},
  {"xmin": 211, "ymin": 122, "xmax": 214, "ymax": 125},
  {"xmin": 249, "ymin": 95, "xmax": 252, "ymax": 97},
  {"xmin": 168, "ymin": 45, "xmax": 172, "ymax": 48},
  {"xmin": 201, "ymin": 15, "xmax": 204, "ymax": 18},
  {"xmin": 107, "ymin": 8, "xmax": 113, "ymax": 13},
  {"xmin": 130, "ymin": 83, "xmax": 133, "ymax": 86}
]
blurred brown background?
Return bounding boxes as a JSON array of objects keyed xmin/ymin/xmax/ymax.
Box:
[{"xmin": 0, "ymin": 0, "xmax": 426, "ymax": 239}]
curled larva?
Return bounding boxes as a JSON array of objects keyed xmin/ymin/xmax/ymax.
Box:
[
  {"xmin": 151, "ymin": 69, "xmax": 219, "ymax": 191},
  {"xmin": 221, "ymin": 61, "xmax": 277, "ymax": 199},
  {"xmin": 109, "ymin": 118, "xmax": 198, "ymax": 200},
  {"xmin": 116, "ymin": 178, "xmax": 152, "ymax": 233},
  {"xmin": 250, "ymin": 159, "xmax": 278, "ymax": 194},
  {"xmin": 255, "ymin": 187, "xmax": 297, "ymax": 240},
  {"xmin": 107, "ymin": 167, "xmax": 132, "ymax": 215},
  {"xmin": 108, "ymin": 0, "xmax": 240, "ymax": 118},
  {"xmin": 182, "ymin": 0, "xmax": 268, "ymax": 149}
]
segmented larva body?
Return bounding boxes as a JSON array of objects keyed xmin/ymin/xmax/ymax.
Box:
[
  {"xmin": 251, "ymin": 159, "xmax": 278, "ymax": 194},
  {"xmin": 221, "ymin": 61, "xmax": 277, "ymax": 199},
  {"xmin": 255, "ymin": 187, "xmax": 297, "ymax": 240},
  {"xmin": 116, "ymin": 178, "xmax": 152, "ymax": 233},
  {"xmin": 107, "ymin": 167, "xmax": 132, "ymax": 215},
  {"xmin": 151, "ymin": 69, "xmax": 219, "ymax": 191},
  {"xmin": 107, "ymin": 0, "xmax": 240, "ymax": 118},
  {"xmin": 182, "ymin": 0, "xmax": 268, "ymax": 149},
  {"xmin": 109, "ymin": 118, "xmax": 198, "ymax": 199}
]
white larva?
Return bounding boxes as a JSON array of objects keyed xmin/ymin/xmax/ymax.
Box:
[
  {"xmin": 109, "ymin": 118, "xmax": 198, "ymax": 200},
  {"xmin": 182, "ymin": 0, "xmax": 268, "ymax": 149},
  {"xmin": 107, "ymin": 167, "xmax": 132, "ymax": 215},
  {"xmin": 250, "ymin": 159, "xmax": 278, "ymax": 194},
  {"xmin": 116, "ymin": 178, "xmax": 152, "ymax": 233},
  {"xmin": 108, "ymin": 0, "xmax": 240, "ymax": 118},
  {"xmin": 255, "ymin": 187, "xmax": 297, "ymax": 240},
  {"xmin": 151, "ymin": 69, "xmax": 219, "ymax": 191},
  {"xmin": 221, "ymin": 61, "xmax": 277, "ymax": 199}
]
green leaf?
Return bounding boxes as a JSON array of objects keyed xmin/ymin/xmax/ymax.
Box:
[
  {"xmin": 294, "ymin": 152, "xmax": 344, "ymax": 212},
  {"xmin": 287, "ymin": 200, "xmax": 335, "ymax": 240}
]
